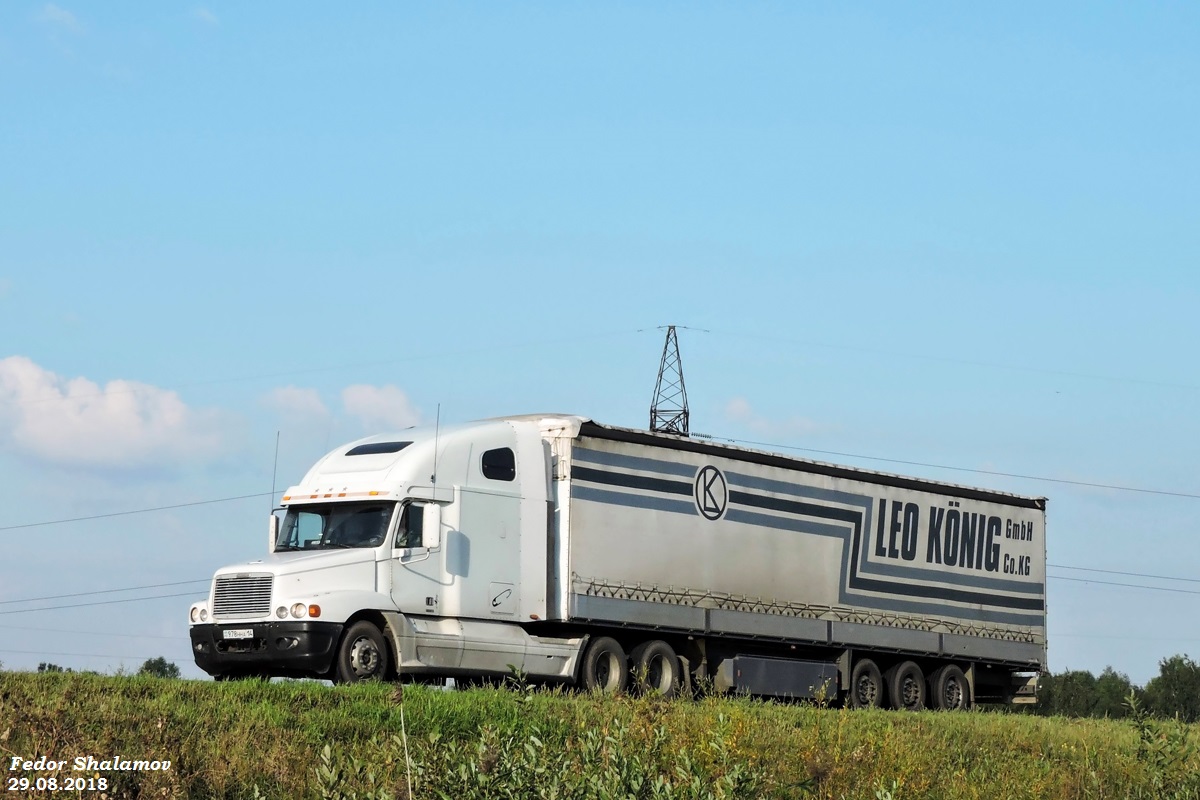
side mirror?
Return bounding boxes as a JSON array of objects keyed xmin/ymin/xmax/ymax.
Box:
[
  {"xmin": 268, "ymin": 512, "xmax": 279, "ymax": 553},
  {"xmin": 422, "ymin": 504, "xmax": 442, "ymax": 549}
]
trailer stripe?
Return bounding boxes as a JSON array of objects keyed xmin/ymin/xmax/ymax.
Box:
[
  {"xmin": 571, "ymin": 465, "xmax": 691, "ymax": 497},
  {"xmin": 572, "ymin": 484, "xmax": 696, "ymax": 516},
  {"xmin": 573, "ymin": 447, "xmax": 696, "ymax": 478}
]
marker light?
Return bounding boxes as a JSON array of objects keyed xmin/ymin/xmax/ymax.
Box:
[{"xmin": 308, "ymin": 604, "xmax": 321, "ymax": 618}]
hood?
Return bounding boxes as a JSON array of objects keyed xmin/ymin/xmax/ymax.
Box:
[
  {"xmin": 213, "ymin": 548, "xmax": 378, "ymax": 605},
  {"xmin": 217, "ymin": 547, "xmax": 378, "ymax": 578}
]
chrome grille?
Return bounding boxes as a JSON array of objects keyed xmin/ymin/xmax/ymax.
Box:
[{"xmin": 212, "ymin": 574, "xmax": 273, "ymax": 618}]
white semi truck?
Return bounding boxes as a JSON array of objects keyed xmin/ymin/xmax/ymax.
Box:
[{"xmin": 188, "ymin": 414, "xmax": 1046, "ymax": 709}]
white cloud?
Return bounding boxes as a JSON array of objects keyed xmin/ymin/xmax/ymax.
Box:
[
  {"xmin": 192, "ymin": 7, "xmax": 218, "ymax": 25},
  {"xmin": 724, "ymin": 396, "xmax": 824, "ymax": 438},
  {"xmin": 0, "ymin": 356, "xmax": 227, "ymax": 470},
  {"xmin": 261, "ymin": 386, "xmax": 328, "ymax": 421},
  {"xmin": 37, "ymin": 3, "xmax": 81, "ymax": 32},
  {"xmin": 342, "ymin": 385, "xmax": 421, "ymax": 431}
]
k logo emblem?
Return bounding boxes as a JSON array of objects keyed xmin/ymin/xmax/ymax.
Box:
[{"xmin": 694, "ymin": 465, "xmax": 728, "ymax": 520}]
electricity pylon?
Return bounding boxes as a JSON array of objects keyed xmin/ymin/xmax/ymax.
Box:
[{"xmin": 650, "ymin": 325, "xmax": 689, "ymax": 436}]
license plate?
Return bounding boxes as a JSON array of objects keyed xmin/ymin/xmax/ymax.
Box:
[{"xmin": 222, "ymin": 629, "xmax": 254, "ymax": 640}]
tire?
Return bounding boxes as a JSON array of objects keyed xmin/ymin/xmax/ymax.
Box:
[
  {"xmin": 334, "ymin": 621, "xmax": 390, "ymax": 684},
  {"xmin": 848, "ymin": 658, "xmax": 884, "ymax": 709},
  {"xmin": 629, "ymin": 640, "xmax": 680, "ymax": 698},
  {"xmin": 579, "ymin": 636, "xmax": 628, "ymax": 694},
  {"xmin": 928, "ymin": 664, "xmax": 970, "ymax": 711},
  {"xmin": 885, "ymin": 660, "xmax": 926, "ymax": 711}
]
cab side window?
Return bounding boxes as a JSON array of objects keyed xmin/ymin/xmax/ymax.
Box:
[
  {"xmin": 481, "ymin": 447, "xmax": 515, "ymax": 481},
  {"xmin": 395, "ymin": 503, "xmax": 425, "ymax": 549}
]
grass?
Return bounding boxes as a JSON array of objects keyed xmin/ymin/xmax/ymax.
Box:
[{"xmin": 2, "ymin": 672, "xmax": 1199, "ymax": 799}]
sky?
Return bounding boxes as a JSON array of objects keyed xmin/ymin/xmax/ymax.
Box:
[{"xmin": 1, "ymin": 3, "xmax": 1198, "ymax": 686}]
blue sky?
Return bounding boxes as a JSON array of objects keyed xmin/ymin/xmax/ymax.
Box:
[{"xmin": 1, "ymin": 3, "xmax": 1198, "ymax": 685}]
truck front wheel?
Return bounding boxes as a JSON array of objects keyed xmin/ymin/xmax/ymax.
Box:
[
  {"xmin": 580, "ymin": 636, "xmax": 628, "ymax": 693},
  {"xmin": 335, "ymin": 621, "xmax": 390, "ymax": 684}
]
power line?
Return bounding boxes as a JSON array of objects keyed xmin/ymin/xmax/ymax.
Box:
[
  {"xmin": 1047, "ymin": 563, "xmax": 1200, "ymax": 584},
  {"xmin": 0, "ymin": 591, "xmax": 203, "ymax": 616},
  {"xmin": 3, "ymin": 572, "xmax": 1193, "ymax": 617},
  {"xmin": 0, "ymin": 572, "xmax": 1191, "ymax": 624},
  {"xmin": 0, "ymin": 648, "xmax": 166, "ymax": 661},
  {"xmin": 11, "ymin": 329, "xmax": 645, "ymax": 407},
  {"xmin": 0, "ymin": 441, "xmax": 1193, "ymax": 543},
  {"xmin": 0, "ymin": 492, "xmax": 273, "ymax": 533},
  {"xmin": 0, "ymin": 623, "xmax": 185, "ymax": 640},
  {"xmin": 4, "ymin": 448, "xmax": 1197, "ymax": 543},
  {"xmin": 0, "ymin": 579, "xmax": 209, "ymax": 605},
  {"xmin": 1048, "ymin": 575, "xmax": 1200, "ymax": 596},
  {"xmin": 1052, "ymin": 632, "xmax": 1200, "ymax": 642},
  {"xmin": 715, "ymin": 329, "xmax": 1200, "ymax": 392},
  {"xmin": 714, "ymin": 436, "xmax": 1200, "ymax": 500}
]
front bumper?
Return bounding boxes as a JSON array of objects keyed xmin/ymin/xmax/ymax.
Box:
[{"xmin": 189, "ymin": 620, "xmax": 343, "ymax": 678}]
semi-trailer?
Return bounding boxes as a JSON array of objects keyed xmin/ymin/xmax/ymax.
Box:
[{"xmin": 188, "ymin": 414, "xmax": 1046, "ymax": 709}]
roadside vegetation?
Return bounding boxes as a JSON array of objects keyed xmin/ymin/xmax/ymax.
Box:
[
  {"xmin": 1034, "ymin": 656, "xmax": 1200, "ymax": 723},
  {"xmin": 3, "ymin": 671, "xmax": 1200, "ymax": 800}
]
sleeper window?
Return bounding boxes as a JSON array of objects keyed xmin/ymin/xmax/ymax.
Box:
[{"xmin": 481, "ymin": 447, "xmax": 516, "ymax": 481}]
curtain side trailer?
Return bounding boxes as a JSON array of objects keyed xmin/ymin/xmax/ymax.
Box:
[{"xmin": 188, "ymin": 415, "xmax": 1046, "ymax": 709}]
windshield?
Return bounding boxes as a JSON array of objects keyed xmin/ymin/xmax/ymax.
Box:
[{"xmin": 274, "ymin": 502, "xmax": 397, "ymax": 551}]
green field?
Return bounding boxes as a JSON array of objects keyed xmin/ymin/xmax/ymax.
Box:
[{"xmin": 2, "ymin": 672, "xmax": 1198, "ymax": 799}]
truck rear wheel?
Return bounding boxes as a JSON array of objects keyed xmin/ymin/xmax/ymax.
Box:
[
  {"xmin": 929, "ymin": 664, "xmax": 970, "ymax": 711},
  {"xmin": 630, "ymin": 640, "xmax": 680, "ymax": 698},
  {"xmin": 885, "ymin": 661, "xmax": 926, "ymax": 711},
  {"xmin": 335, "ymin": 621, "xmax": 389, "ymax": 684},
  {"xmin": 848, "ymin": 658, "xmax": 884, "ymax": 709},
  {"xmin": 580, "ymin": 636, "xmax": 628, "ymax": 694}
]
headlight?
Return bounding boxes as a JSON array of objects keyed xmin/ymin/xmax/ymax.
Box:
[
  {"xmin": 189, "ymin": 607, "xmax": 200, "ymax": 623},
  {"xmin": 290, "ymin": 602, "xmax": 307, "ymax": 619},
  {"xmin": 199, "ymin": 609, "xmax": 208, "ymax": 622},
  {"xmin": 276, "ymin": 606, "xmax": 288, "ymax": 619}
]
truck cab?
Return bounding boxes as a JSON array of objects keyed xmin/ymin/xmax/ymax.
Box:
[{"xmin": 187, "ymin": 416, "xmax": 585, "ymax": 683}]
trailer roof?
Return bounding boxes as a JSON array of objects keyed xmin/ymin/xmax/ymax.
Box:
[{"xmin": 576, "ymin": 420, "xmax": 1048, "ymax": 511}]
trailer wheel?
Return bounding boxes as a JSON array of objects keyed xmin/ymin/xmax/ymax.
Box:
[
  {"xmin": 929, "ymin": 664, "xmax": 970, "ymax": 711},
  {"xmin": 885, "ymin": 660, "xmax": 926, "ymax": 711},
  {"xmin": 848, "ymin": 658, "xmax": 884, "ymax": 709},
  {"xmin": 630, "ymin": 640, "xmax": 680, "ymax": 698},
  {"xmin": 580, "ymin": 636, "xmax": 628, "ymax": 694},
  {"xmin": 334, "ymin": 621, "xmax": 390, "ymax": 684}
]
